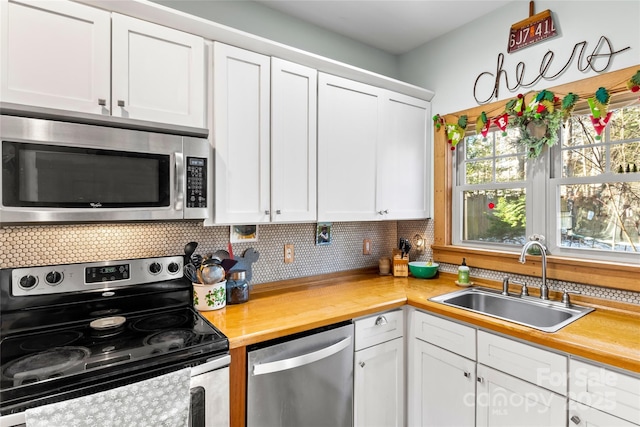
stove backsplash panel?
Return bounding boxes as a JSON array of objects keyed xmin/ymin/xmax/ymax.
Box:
[{"xmin": 1, "ymin": 220, "xmax": 638, "ymax": 305}]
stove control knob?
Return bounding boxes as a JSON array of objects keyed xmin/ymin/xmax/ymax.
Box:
[
  {"xmin": 45, "ymin": 271, "xmax": 63, "ymax": 285},
  {"xmin": 149, "ymin": 262, "xmax": 162, "ymax": 274},
  {"xmin": 19, "ymin": 274, "xmax": 38, "ymax": 290},
  {"xmin": 167, "ymin": 262, "xmax": 180, "ymax": 274}
]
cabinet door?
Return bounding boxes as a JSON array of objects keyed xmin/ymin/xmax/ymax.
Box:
[
  {"xmin": 478, "ymin": 330, "xmax": 567, "ymax": 396},
  {"xmin": 570, "ymin": 359, "xmax": 640, "ymax": 425},
  {"xmin": 378, "ymin": 91, "xmax": 431, "ymax": 219},
  {"xmin": 570, "ymin": 401, "xmax": 640, "ymax": 427},
  {"xmin": 271, "ymin": 58, "xmax": 317, "ymax": 223},
  {"xmin": 354, "ymin": 337, "xmax": 404, "ymax": 427},
  {"xmin": 212, "ymin": 42, "xmax": 270, "ymax": 224},
  {"xmin": 476, "ymin": 364, "xmax": 566, "ymax": 427},
  {"xmin": 1, "ymin": 0, "xmax": 110, "ymax": 114},
  {"xmin": 112, "ymin": 13, "xmax": 204, "ymax": 127},
  {"xmin": 408, "ymin": 339, "xmax": 476, "ymax": 427},
  {"xmin": 318, "ymin": 73, "xmax": 383, "ymax": 222}
]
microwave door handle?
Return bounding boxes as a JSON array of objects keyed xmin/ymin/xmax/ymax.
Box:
[
  {"xmin": 252, "ymin": 336, "xmax": 352, "ymax": 376},
  {"xmin": 175, "ymin": 152, "xmax": 185, "ymax": 211}
]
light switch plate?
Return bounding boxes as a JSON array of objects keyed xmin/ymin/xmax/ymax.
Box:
[
  {"xmin": 284, "ymin": 244, "xmax": 294, "ymax": 263},
  {"xmin": 363, "ymin": 239, "xmax": 371, "ymax": 255}
]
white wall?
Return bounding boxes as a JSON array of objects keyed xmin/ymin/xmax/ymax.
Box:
[
  {"xmin": 398, "ymin": 0, "xmax": 640, "ymax": 115},
  {"xmin": 150, "ymin": 0, "xmax": 399, "ymax": 79}
]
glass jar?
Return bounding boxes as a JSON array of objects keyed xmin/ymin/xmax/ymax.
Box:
[{"xmin": 226, "ymin": 270, "xmax": 249, "ymax": 304}]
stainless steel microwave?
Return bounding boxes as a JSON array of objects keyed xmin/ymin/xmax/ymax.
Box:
[{"xmin": 1, "ymin": 115, "xmax": 210, "ymax": 224}]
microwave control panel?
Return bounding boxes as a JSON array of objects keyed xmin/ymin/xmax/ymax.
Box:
[{"xmin": 186, "ymin": 157, "xmax": 207, "ymax": 208}]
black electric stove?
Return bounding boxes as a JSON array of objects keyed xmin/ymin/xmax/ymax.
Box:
[{"xmin": 0, "ymin": 256, "xmax": 229, "ymax": 416}]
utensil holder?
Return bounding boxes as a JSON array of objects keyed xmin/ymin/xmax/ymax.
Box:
[
  {"xmin": 392, "ymin": 249, "xmax": 409, "ymax": 277},
  {"xmin": 193, "ymin": 280, "xmax": 226, "ymax": 311}
]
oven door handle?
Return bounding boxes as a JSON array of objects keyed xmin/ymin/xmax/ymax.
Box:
[
  {"xmin": 191, "ymin": 354, "xmax": 231, "ymax": 376},
  {"xmin": 252, "ymin": 336, "xmax": 352, "ymax": 376}
]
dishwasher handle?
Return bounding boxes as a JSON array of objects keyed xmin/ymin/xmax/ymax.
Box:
[{"xmin": 253, "ymin": 336, "xmax": 352, "ymax": 376}]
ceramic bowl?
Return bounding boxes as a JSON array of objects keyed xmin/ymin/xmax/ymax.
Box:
[{"xmin": 408, "ymin": 262, "xmax": 439, "ymax": 279}]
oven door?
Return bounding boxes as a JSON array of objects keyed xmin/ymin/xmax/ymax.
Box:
[
  {"xmin": 0, "ymin": 354, "xmax": 231, "ymax": 427},
  {"xmin": 0, "ymin": 115, "xmax": 186, "ymax": 223}
]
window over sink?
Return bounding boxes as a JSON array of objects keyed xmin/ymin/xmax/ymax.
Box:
[{"xmin": 453, "ymin": 101, "xmax": 640, "ymax": 264}]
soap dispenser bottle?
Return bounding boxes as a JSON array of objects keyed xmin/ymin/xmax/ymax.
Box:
[{"xmin": 458, "ymin": 258, "xmax": 470, "ymax": 285}]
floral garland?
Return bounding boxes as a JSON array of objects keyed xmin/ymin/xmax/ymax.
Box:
[
  {"xmin": 433, "ymin": 69, "xmax": 640, "ymax": 159},
  {"xmin": 505, "ymin": 90, "xmax": 570, "ymax": 158}
]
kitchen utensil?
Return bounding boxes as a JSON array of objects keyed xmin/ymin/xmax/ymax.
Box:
[
  {"xmin": 214, "ymin": 250, "xmax": 230, "ymax": 259},
  {"xmin": 399, "ymin": 238, "xmax": 411, "ymax": 258},
  {"xmin": 184, "ymin": 263, "xmax": 198, "ymax": 283},
  {"xmin": 197, "ymin": 258, "xmax": 225, "ymax": 284},
  {"xmin": 191, "ymin": 254, "xmax": 203, "ymax": 268},
  {"xmin": 221, "ymin": 258, "xmax": 238, "ymax": 271},
  {"xmin": 184, "ymin": 242, "xmax": 198, "ymax": 266}
]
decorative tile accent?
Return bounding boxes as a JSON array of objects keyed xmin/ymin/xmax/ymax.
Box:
[
  {"xmin": 0, "ymin": 221, "xmax": 397, "ymax": 285},
  {"xmin": 1, "ymin": 219, "xmax": 638, "ymax": 305}
]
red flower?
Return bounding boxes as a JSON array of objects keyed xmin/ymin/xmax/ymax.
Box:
[{"xmin": 488, "ymin": 202, "xmax": 495, "ymax": 209}]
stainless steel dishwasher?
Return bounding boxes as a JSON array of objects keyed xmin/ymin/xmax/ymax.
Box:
[{"xmin": 247, "ymin": 321, "xmax": 354, "ymax": 427}]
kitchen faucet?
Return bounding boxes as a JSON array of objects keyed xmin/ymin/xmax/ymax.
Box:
[{"xmin": 519, "ymin": 241, "xmax": 549, "ymax": 300}]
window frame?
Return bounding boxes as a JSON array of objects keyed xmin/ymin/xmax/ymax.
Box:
[{"xmin": 432, "ymin": 65, "xmax": 640, "ymax": 294}]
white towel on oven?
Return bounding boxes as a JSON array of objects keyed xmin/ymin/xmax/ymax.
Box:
[{"xmin": 25, "ymin": 367, "xmax": 191, "ymax": 427}]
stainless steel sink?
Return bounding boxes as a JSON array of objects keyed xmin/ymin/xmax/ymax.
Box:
[{"xmin": 429, "ymin": 287, "xmax": 594, "ymax": 333}]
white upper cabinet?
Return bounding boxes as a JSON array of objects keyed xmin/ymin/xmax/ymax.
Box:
[
  {"xmin": 211, "ymin": 45, "xmax": 317, "ymax": 225},
  {"xmin": 212, "ymin": 42, "xmax": 271, "ymax": 225},
  {"xmin": 318, "ymin": 73, "xmax": 383, "ymax": 222},
  {"xmin": 378, "ymin": 92, "xmax": 431, "ymax": 219},
  {"xmin": 1, "ymin": 0, "xmax": 110, "ymax": 114},
  {"xmin": 1, "ymin": 0, "xmax": 205, "ymax": 128},
  {"xmin": 111, "ymin": 13, "xmax": 204, "ymax": 127},
  {"xmin": 271, "ymin": 58, "xmax": 317, "ymax": 223},
  {"xmin": 317, "ymin": 72, "xmax": 431, "ymax": 222}
]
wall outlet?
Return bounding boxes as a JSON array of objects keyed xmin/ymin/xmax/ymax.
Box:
[
  {"xmin": 363, "ymin": 239, "xmax": 371, "ymax": 255},
  {"xmin": 284, "ymin": 244, "xmax": 294, "ymax": 264}
]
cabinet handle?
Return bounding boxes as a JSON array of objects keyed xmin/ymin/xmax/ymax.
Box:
[
  {"xmin": 359, "ymin": 361, "xmax": 365, "ymax": 368},
  {"xmin": 570, "ymin": 415, "xmax": 581, "ymax": 425},
  {"xmin": 98, "ymin": 98, "xmax": 106, "ymax": 106},
  {"xmin": 463, "ymin": 371, "xmax": 471, "ymax": 378},
  {"xmin": 383, "ymin": 209, "xmax": 389, "ymax": 214},
  {"xmin": 374, "ymin": 316, "xmax": 388, "ymax": 326},
  {"xmin": 265, "ymin": 210, "xmax": 270, "ymax": 215},
  {"xmin": 477, "ymin": 377, "xmax": 484, "ymax": 383},
  {"xmin": 276, "ymin": 210, "xmax": 281, "ymax": 215},
  {"xmin": 117, "ymin": 100, "xmax": 125, "ymax": 107}
]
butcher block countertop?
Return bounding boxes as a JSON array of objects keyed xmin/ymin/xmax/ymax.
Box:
[{"xmin": 201, "ymin": 270, "xmax": 640, "ymax": 374}]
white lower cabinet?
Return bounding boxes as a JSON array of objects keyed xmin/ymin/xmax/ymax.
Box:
[
  {"xmin": 569, "ymin": 359, "xmax": 640, "ymax": 426},
  {"xmin": 411, "ymin": 339, "xmax": 476, "ymax": 426},
  {"xmin": 409, "ymin": 310, "xmax": 569, "ymax": 427},
  {"xmin": 570, "ymin": 401, "xmax": 639, "ymax": 427},
  {"xmin": 354, "ymin": 310, "xmax": 404, "ymax": 427},
  {"xmin": 476, "ymin": 364, "xmax": 566, "ymax": 427}
]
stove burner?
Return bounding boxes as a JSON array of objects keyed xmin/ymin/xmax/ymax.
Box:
[
  {"xmin": 19, "ymin": 331, "xmax": 83, "ymax": 352},
  {"xmin": 2, "ymin": 347, "xmax": 90, "ymax": 386},
  {"xmin": 144, "ymin": 329, "xmax": 196, "ymax": 353},
  {"xmin": 132, "ymin": 313, "xmax": 189, "ymax": 332}
]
